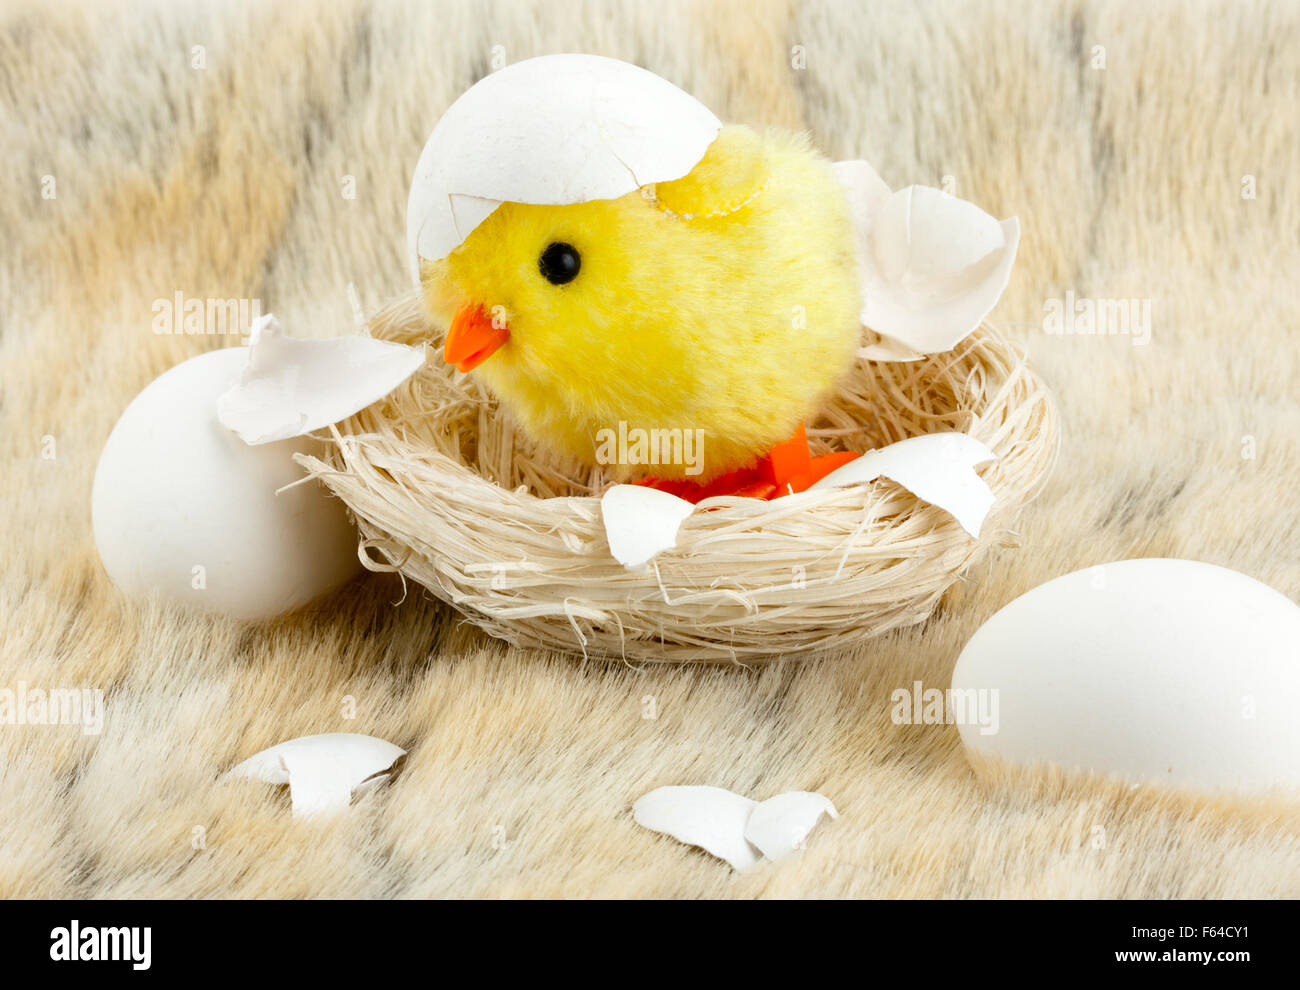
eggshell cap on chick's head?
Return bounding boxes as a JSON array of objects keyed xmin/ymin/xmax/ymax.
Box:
[{"xmin": 406, "ymin": 53, "xmax": 722, "ymax": 283}]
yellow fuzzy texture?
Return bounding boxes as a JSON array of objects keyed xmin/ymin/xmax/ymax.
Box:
[{"xmin": 422, "ymin": 125, "xmax": 862, "ymax": 482}]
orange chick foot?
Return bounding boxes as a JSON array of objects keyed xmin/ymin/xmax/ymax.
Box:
[
  {"xmin": 632, "ymin": 425, "xmax": 860, "ymax": 502},
  {"xmin": 633, "ymin": 467, "xmax": 776, "ymax": 504},
  {"xmin": 759, "ymin": 424, "xmax": 860, "ymax": 495}
]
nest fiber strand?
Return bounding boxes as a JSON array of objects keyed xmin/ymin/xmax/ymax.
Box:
[{"xmin": 301, "ymin": 292, "xmax": 1057, "ymax": 663}]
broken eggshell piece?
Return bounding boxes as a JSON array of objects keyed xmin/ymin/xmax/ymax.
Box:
[
  {"xmin": 742, "ymin": 791, "xmax": 838, "ymax": 861},
  {"xmin": 229, "ymin": 732, "xmax": 406, "ymax": 819},
  {"xmin": 832, "ymin": 160, "xmax": 1019, "ymax": 361},
  {"xmin": 633, "ymin": 785, "xmax": 838, "ymax": 871},
  {"xmin": 632, "ymin": 786, "xmax": 762, "ymax": 872},
  {"xmin": 600, "ymin": 484, "xmax": 695, "ymax": 570},
  {"xmin": 406, "ymin": 53, "xmax": 722, "ymax": 280},
  {"xmin": 809, "ymin": 432, "xmax": 997, "ymax": 538},
  {"xmin": 217, "ymin": 314, "xmax": 426, "ymax": 445}
]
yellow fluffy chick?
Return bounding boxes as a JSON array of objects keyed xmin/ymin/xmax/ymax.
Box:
[{"xmin": 420, "ymin": 125, "xmax": 861, "ymax": 485}]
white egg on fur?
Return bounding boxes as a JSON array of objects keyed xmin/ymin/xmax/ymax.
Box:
[
  {"xmin": 92, "ymin": 347, "xmax": 360, "ymax": 619},
  {"xmin": 951, "ymin": 559, "xmax": 1300, "ymax": 794}
]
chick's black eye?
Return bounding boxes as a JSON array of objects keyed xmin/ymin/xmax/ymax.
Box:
[{"xmin": 539, "ymin": 242, "xmax": 581, "ymax": 285}]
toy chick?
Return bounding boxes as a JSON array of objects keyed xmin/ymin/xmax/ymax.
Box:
[{"xmin": 407, "ymin": 54, "xmax": 1018, "ymax": 500}]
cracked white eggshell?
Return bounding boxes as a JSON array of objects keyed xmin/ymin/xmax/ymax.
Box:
[
  {"xmin": 874, "ymin": 186, "xmax": 1007, "ymax": 288},
  {"xmin": 833, "ymin": 161, "xmax": 1019, "ymax": 359},
  {"xmin": 229, "ymin": 732, "xmax": 406, "ymax": 818},
  {"xmin": 743, "ymin": 791, "xmax": 838, "ymax": 861},
  {"xmin": 217, "ymin": 314, "xmax": 426, "ymax": 445},
  {"xmin": 809, "ymin": 432, "xmax": 997, "ymax": 537},
  {"xmin": 600, "ymin": 485, "xmax": 695, "ymax": 570},
  {"xmin": 952, "ymin": 559, "xmax": 1300, "ymax": 794},
  {"xmin": 407, "ymin": 53, "xmax": 722, "ymax": 279},
  {"xmin": 92, "ymin": 347, "xmax": 360, "ymax": 620},
  {"xmin": 832, "ymin": 159, "xmax": 891, "ymax": 236},
  {"xmin": 632, "ymin": 785, "xmax": 761, "ymax": 872}
]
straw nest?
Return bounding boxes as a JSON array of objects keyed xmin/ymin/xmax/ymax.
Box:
[{"xmin": 300, "ymin": 292, "xmax": 1057, "ymax": 663}]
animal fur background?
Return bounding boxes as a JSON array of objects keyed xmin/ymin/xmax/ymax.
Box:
[{"xmin": 2, "ymin": 0, "xmax": 1298, "ymax": 897}]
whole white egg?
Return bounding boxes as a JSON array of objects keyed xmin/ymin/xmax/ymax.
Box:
[
  {"xmin": 92, "ymin": 347, "xmax": 360, "ymax": 619},
  {"xmin": 951, "ymin": 559, "xmax": 1300, "ymax": 794}
]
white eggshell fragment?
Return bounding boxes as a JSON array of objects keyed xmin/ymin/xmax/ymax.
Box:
[
  {"xmin": 217, "ymin": 314, "xmax": 426, "ymax": 445},
  {"xmin": 952, "ymin": 559, "xmax": 1300, "ymax": 794},
  {"xmin": 407, "ymin": 53, "xmax": 722, "ymax": 278},
  {"xmin": 833, "ymin": 160, "xmax": 1019, "ymax": 359},
  {"xmin": 632, "ymin": 786, "xmax": 762, "ymax": 872},
  {"xmin": 600, "ymin": 485, "xmax": 695, "ymax": 570},
  {"xmin": 229, "ymin": 733, "xmax": 406, "ymax": 819},
  {"xmin": 809, "ymin": 432, "xmax": 997, "ymax": 537},
  {"xmin": 92, "ymin": 348, "xmax": 360, "ymax": 620},
  {"xmin": 743, "ymin": 791, "xmax": 839, "ymax": 861},
  {"xmin": 874, "ymin": 186, "xmax": 1007, "ymax": 287},
  {"xmin": 832, "ymin": 159, "xmax": 891, "ymax": 237}
]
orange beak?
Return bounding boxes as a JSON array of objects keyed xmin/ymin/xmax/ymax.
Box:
[{"xmin": 444, "ymin": 303, "xmax": 509, "ymax": 373}]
